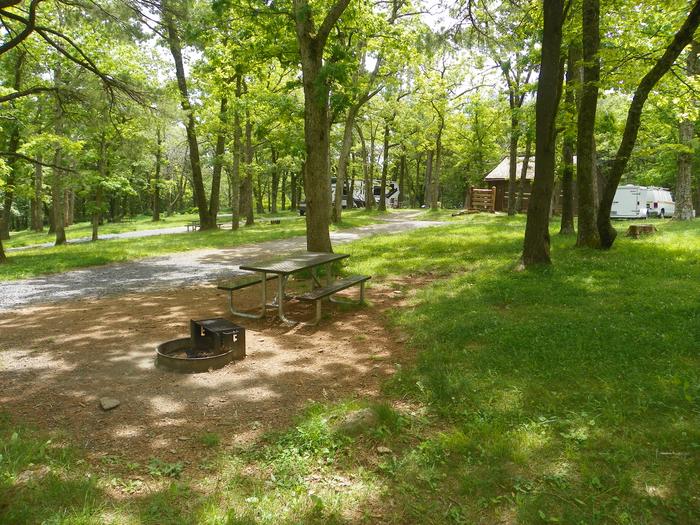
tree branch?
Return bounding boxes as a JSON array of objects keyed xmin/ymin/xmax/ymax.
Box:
[
  {"xmin": 317, "ymin": 0, "xmax": 351, "ymax": 47},
  {"xmin": 0, "ymin": 85, "xmax": 56, "ymax": 104}
]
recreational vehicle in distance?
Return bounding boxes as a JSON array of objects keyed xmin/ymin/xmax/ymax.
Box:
[
  {"xmin": 610, "ymin": 185, "xmax": 675, "ymax": 219},
  {"xmin": 644, "ymin": 187, "xmax": 675, "ymax": 218},
  {"xmin": 299, "ymin": 179, "xmax": 400, "ymax": 215}
]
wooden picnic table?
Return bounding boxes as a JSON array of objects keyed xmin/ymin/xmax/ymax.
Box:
[{"xmin": 218, "ymin": 251, "xmax": 369, "ymax": 325}]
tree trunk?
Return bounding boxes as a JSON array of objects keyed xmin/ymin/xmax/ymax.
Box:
[
  {"xmin": 209, "ymin": 95, "xmax": 228, "ymax": 223},
  {"xmin": 516, "ymin": 131, "xmax": 532, "ymax": 212},
  {"xmin": 92, "ymin": 132, "xmax": 107, "ymax": 241},
  {"xmin": 424, "ymin": 150, "xmax": 434, "ymax": 206},
  {"xmin": 31, "ymin": 159, "xmax": 43, "ymax": 231},
  {"xmin": 598, "ymin": 0, "xmax": 700, "ymax": 247},
  {"xmin": 281, "ymin": 171, "xmax": 287, "ymax": 211},
  {"xmin": 151, "ymin": 127, "xmax": 162, "ymax": 221},
  {"xmin": 271, "ymin": 146, "xmax": 279, "ymax": 214},
  {"xmin": 52, "ymin": 65, "xmax": 66, "ymax": 246},
  {"xmin": 398, "ymin": 150, "xmax": 406, "ymax": 208},
  {"xmin": 507, "ymin": 114, "xmax": 519, "ymax": 216},
  {"xmin": 575, "ymin": 0, "xmax": 600, "ymax": 247},
  {"xmin": 333, "ymin": 105, "xmax": 359, "ymax": 222},
  {"xmin": 294, "ymin": 0, "xmax": 351, "ymax": 252},
  {"xmin": 521, "ymin": 0, "xmax": 565, "ymax": 267},
  {"xmin": 675, "ymin": 40, "xmax": 699, "ymax": 220},
  {"xmin": 0, "ymin": 51, "xmax": 25, "ymax": 240},
  {"xmin": 229, "ymin": 75, "xmax": 242, "ymax": 230},
  {"xmin": 431, "ymin": 124, "xmax": 443, "ymax": 210},
  {"xmin": 560, "ymin": 45, "xmax": 577, "ymax": 235},
  {"xmin": 242, "ymin": 114, "xmax": 255, "ymax": 225},
  {"xmin": 356, "ymin": 125, "xmax": 374, "ymax": 210},
  {"xmin": 163, "ymin": 3, "xmax": 211, "ymax": 229},
  {"xmin": 378, "ymin": 122, "xmax": 391, "ymax": 211}
]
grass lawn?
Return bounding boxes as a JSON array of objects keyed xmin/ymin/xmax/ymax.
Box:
[
  {"xmin": 0, "ymin": 209, "xmax": 382, "ymax": 281},
  {"xmin": 3, "ymin": 211, "xmax": 301, "ymax": 249},
  {"xmin": 1, "ymin": 215, "xmax": 698, "ymax": 523}
]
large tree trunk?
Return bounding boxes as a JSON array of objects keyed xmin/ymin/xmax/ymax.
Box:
[
  {"xmin": 333, "ymin": 105, "xmax": 359, "ymax": 222},
  {"xmin": 378, "ymin": 121, "xmax": 391, "ymax": 212},
  {"xmin": 576, "ymin": 0, "xmax": 600, "ymax": 247},
  {"xmin": 598, "ymin": 1, "xmax": 700, "ymax": 247},
  {"xmin": 521, "ymin": 0, "xmax": 565, "ymax": 267},
  {"xmin": 209, "ymin": 95, "xmax": 228, "ymax": 223},
  {"xmin": 560, "ymin": 45, "xmax": 578, "ymax": 235},
  {"xmin": 163, "ymin": 3, "xmax": 212, "ymax": 229},
  {"xmin": 675, "ymin": 40, "xmax": 699, "ymax": 220},
  {"xmin": 52, "ymin": 65, "xmax": 66, "ymax": 246},
  {"xmin": 293, "ymin": 0, "xmax": 350, "ymax": 252},
  {"xmin": 398, "ymin": 149, "xmax": 406, "ymax": 208}
]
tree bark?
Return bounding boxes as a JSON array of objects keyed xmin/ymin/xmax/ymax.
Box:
[
  {"xmin": 356, "ymin": 125, "xmax": 374, "ymax": 209},
  {"xmin": 516, "ymin": 131, "xmax": 532, "ymax": 212},
  {"xmin": 332, "ymin": 105, "xmax": 358, "ymax": 222},
  {"xmin": 598, "ymin": 0, "xmax": 700, "ymax": 247},
  {"xmin": 675, "ymin": 40, "xmax": 699, "ymax": 220},
  {"xmin": 152, "ymin": 127, "xmax": 162, "ymax": 221},
  {"xmin": 575, "ymin": 0, "xmax": 600, "ymax": 246},
  {"xmin": 163, "ymin": 3, "xmax": 211, "ymax": 229},
  {"xmin": 209, "ymin": 95, "xmax": 228, "ymax": 223},
  {"xmin": 521, "ymin": 0, "xmax": 565, "ymax": 266},
  {"xmin": 0, "ymin": 50, "xmax": 25, "ymax": 240},
  {"xmin": 398, "ymin": 149, "xmax": 406, "ymax": 208},
  {"xmin": 242, "ymin": 113, "xmax": 254, "ymax": 225},
  {"xmin": 560, "ymin": 45, "xmax": 577, "ymax": 235},
  {"xmin": 431, "ymin": 124, "xmax": 443, "ymax": 210},
  {"xmin": 507, "ymin": 113, "xmax": 519, "ymax": 216},
  {"xmin": 92, "ymin": 132, "xmax": 107, "ymax": 241},
  {"xmin": 378, "ymin": 121, "xmax": 391, "ymax": 211},
  {"xmin": 293, "ymin": 0, "xmax": 351, "ymax": 252},
  {"xmin": 230, "ymin": 74, "xmax": 242, "ymax": 230},
  {"xmin": 271, "ymin": 146, "xmax": 279, "ymax": 214},
  {"xmin": 31, "ymin": 159, "xmax": 43, "ymax": 231}
]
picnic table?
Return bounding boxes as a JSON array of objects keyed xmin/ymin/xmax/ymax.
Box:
[
  {"xmin": 218, "ymin": 251, "xmax": 370, "ymax": 325},
  {"xmin": 186, "ymin": 220, "xmax": 225, "ymax": 232}
]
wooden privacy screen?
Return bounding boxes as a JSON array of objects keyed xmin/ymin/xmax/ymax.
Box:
[{"xmin": 470, "ymin": 187, "xmax": 497, "ymax": 212}]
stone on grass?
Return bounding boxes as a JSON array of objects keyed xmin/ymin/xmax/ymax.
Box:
[
  {"xmin": 16, "ymin": 465, "xmax": 51, "ymax": 484},
  {"xmin": 376, "ymin": 446, "xmax": 393, "ymax": 455},
  {"xmin": 100, "ymin": 397, "xmax": 120, "ymax": 411},
  {"xmin": 335, "ymin": 408, "xmax": 379, "ymax": 436}
]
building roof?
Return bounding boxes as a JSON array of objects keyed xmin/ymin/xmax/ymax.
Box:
[{"xmin": 484, "ymin": 157, "xmax": 536, "ymax": 181}]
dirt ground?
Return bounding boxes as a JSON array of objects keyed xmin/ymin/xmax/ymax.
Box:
[{"xmin": 0, "ymin": 278, "xmax": 415, "ymax": 469}]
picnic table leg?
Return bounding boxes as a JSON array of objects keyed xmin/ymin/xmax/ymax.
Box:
[
  {"xmin": 276, "ymin": 275, "xmax": 297, "ymax": 325},
  {"xmin": 226, "ymin": 272, "xmax": 268, "ymax": 319}
]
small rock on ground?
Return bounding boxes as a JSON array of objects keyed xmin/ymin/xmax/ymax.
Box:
[{"xmin": 100, "ymin": 397, "xmax": 120, "ymax": 411}]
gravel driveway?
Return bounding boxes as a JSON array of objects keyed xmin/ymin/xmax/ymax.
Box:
[{"xmin": 0, "ymin": 213, "xmax": 442, "ymax": 312}]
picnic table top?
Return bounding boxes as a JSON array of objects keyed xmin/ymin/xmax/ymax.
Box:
[{"xmin": 239, "ymin": 251, "xmax": 348, "ymax": 275}]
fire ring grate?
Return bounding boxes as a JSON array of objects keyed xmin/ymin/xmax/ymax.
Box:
[{"xmin": 155, "ymin": 318, "xmax": 246, "ymax": 374}]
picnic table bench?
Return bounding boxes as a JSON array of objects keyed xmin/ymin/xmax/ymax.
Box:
[{"xmin": 217, "ymin": 252, "xmax": 370, "ymax": 325}]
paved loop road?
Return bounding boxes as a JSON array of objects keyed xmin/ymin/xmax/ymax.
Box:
[{"xmin": 0, "ymin": 212, "xmax": 443, "ymax": 312}]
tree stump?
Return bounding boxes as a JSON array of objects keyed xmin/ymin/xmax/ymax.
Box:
[{"xmin": 626, "ymin": 224, "xmax": 657, "ymax": 238}]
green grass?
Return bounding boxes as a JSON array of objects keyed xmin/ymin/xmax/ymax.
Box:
[
  {"xmin": 0, "ymin": 210, "xmax": 379, "ymax": 281},
  {"xmin": 1, "ymin": 216, "xmax": 698, "ymax": 523},
  {"xmin": 3, "ymin": 210, "xmax": 301, "ymax": 249}
]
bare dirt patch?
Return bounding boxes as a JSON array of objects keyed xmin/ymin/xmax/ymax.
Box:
[{"xmin": 0, "ymin": 278, "xmax": 420, "ymax": 470}]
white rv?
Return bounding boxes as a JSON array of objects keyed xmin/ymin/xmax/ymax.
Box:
[
  {"xmin": 610, "ymin": 185, "xmax": 675, "ymax": 219},
  {"xmin": 644, "ymin": 187, "xmax": 675, "ymax": 218},
  {"xmin": 299, "ymin": 178, "xmax": 400, "ymax": 215}
]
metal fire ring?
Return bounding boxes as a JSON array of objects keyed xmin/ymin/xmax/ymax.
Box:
[{"xmin": 155, "ymin": 338, "xmax": 237, "ymax": 374}]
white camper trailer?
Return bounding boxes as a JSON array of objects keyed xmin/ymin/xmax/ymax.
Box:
[
  {"xmin": 610, "ymin": 185, "xmax": 648, "ymax": 219},
  {"xmin": 610, "ymin": 185, "xmax": 675, "ymax": 219}
]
